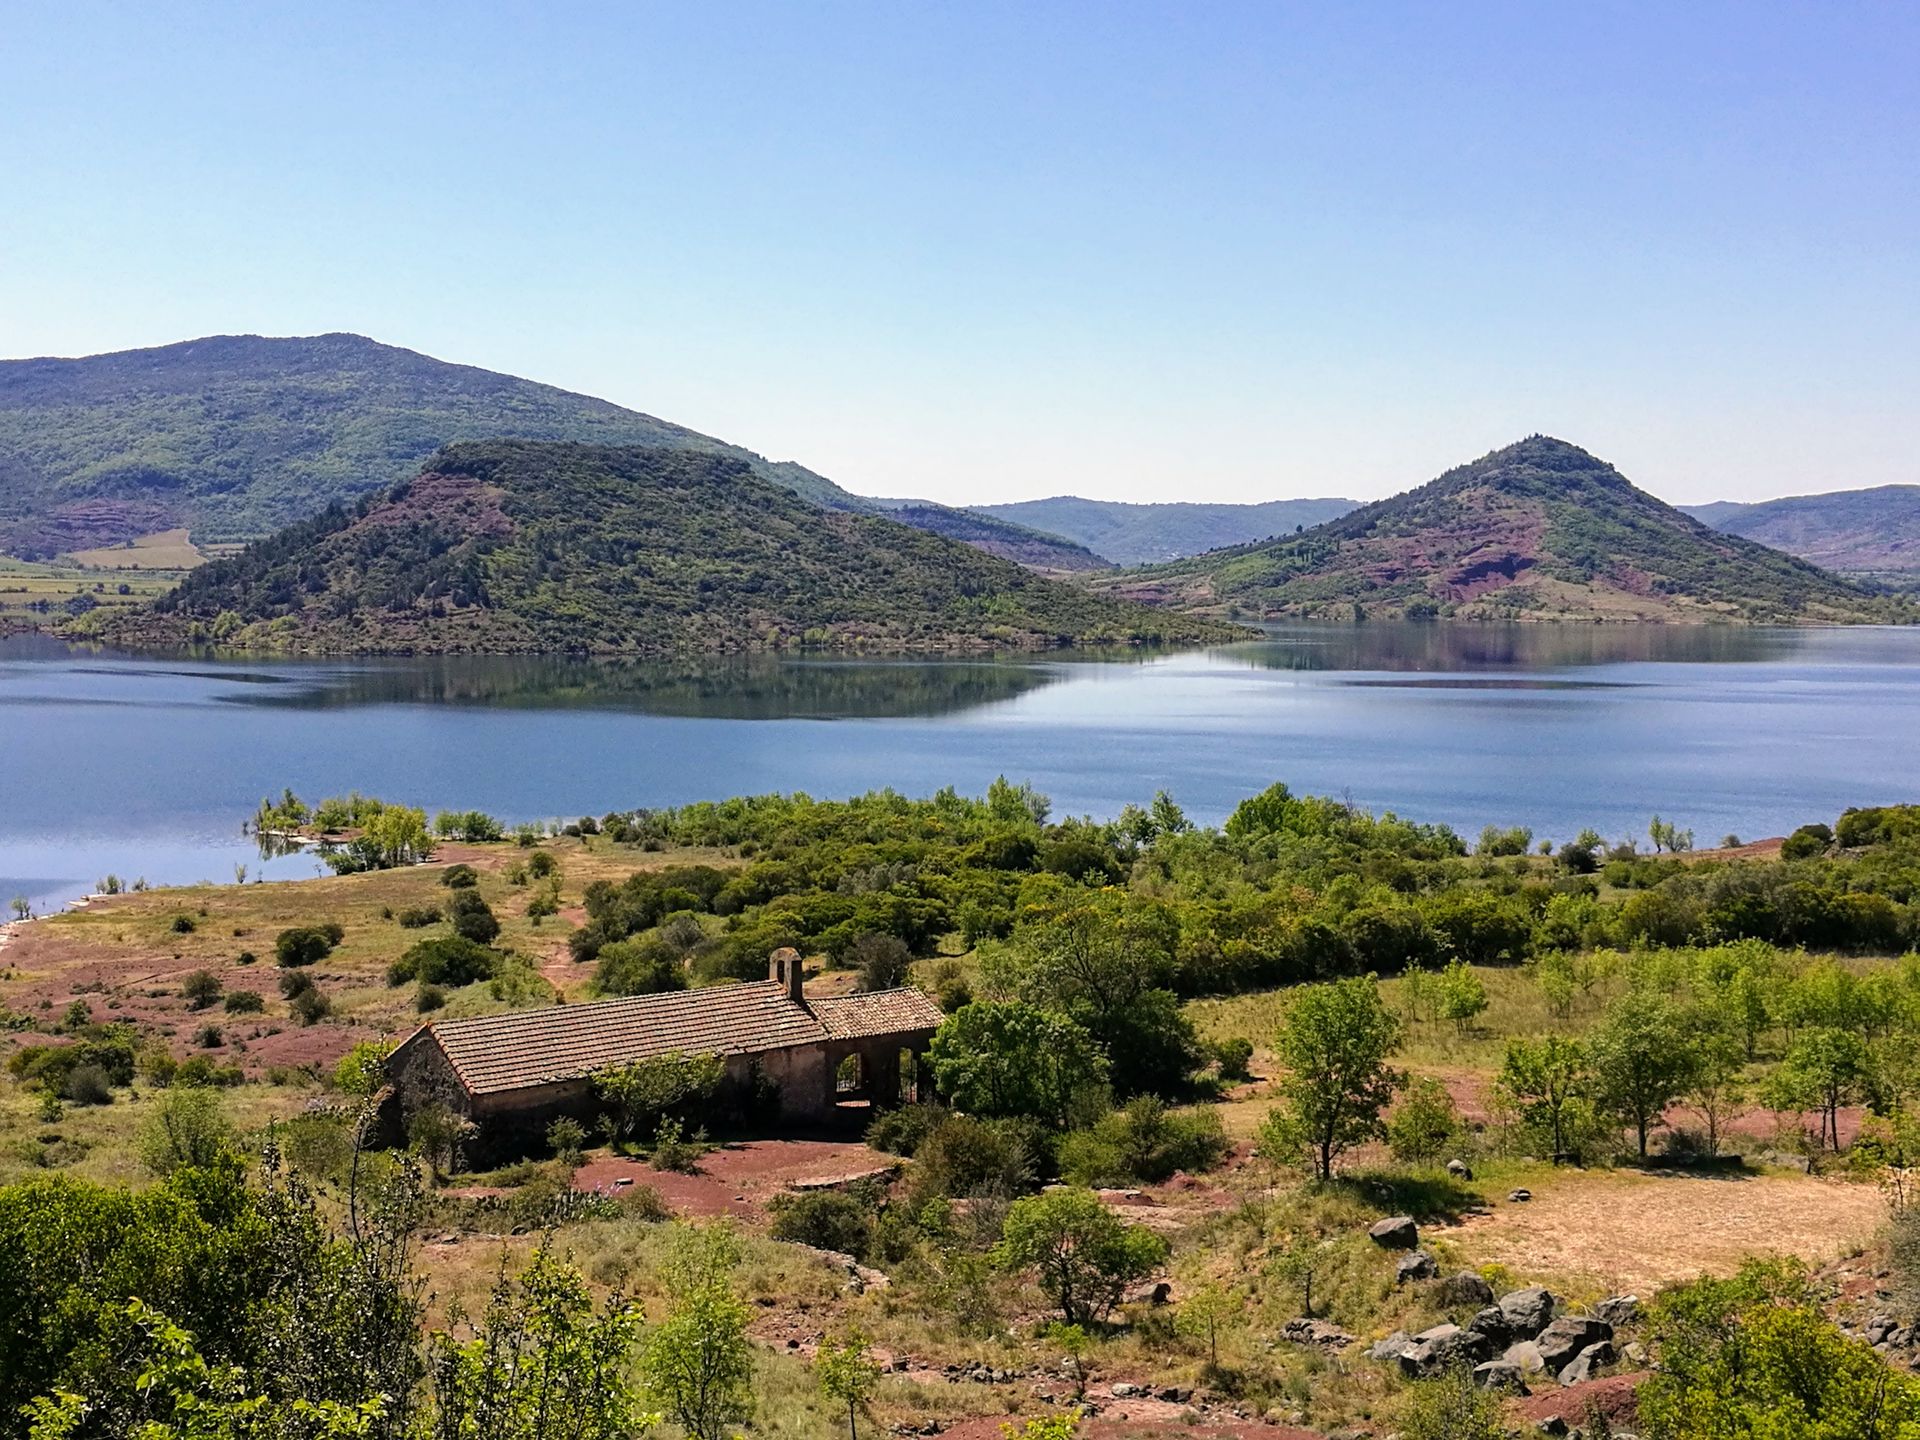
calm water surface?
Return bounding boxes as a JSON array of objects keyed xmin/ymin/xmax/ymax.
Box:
[{"xmin": 3, "ymin": 624, "xmax": 1918, "ymax": 910}]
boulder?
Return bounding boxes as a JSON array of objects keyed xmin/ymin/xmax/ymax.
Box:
[
  {"xmin": 1396, "ymin": 1250, "xmax": 1439, "ymax": 1284},
  {"xmin": 1396, "ymin": 1323, "xmax": 1492, "ymax": 1378},
  {"xmin": 1556, "ymin": 1340, "xmax": 1616, "ymax": 1387},
  {"xmin": 1447, "ymin": 1158, "xmax": 1473, "ymax": 1180},
  {"xmin": 1509, "ymin": 1187, "xmax": 1533, "ymax": 1202},
  {"xmin": 1535, "ymin": 1315, "xmax": 1614, "ymax": 1373},
  {"xmin": 1368, "ymin": 1215, "xmax": 1419, "ymax": 1249},
  {"xmin": 1368, "ymin": 1331, "xmax": 1413, "ymax": 1363},
  {"xmin": 1438, "ymin": 1272, "xmax": 1496, "ymax": 1309},
  {"xmin": 1109, "ymin": 1383, "xmax": 1139, "ymax": 1399},
  {"xmin": 1867, "ymin": 1313, "xmax": 1898, "ymax": 1346},
  {"xmin": 1282, "ymin": 1318, "xmax": 1355, "ymax": 1350},
  {"xmin": 1503, "ymin": 1340, "xmax": 1546, "ymax": 1374},
  {"xmin": 1467, "ymin": 1306, "xmax": 1511, "ymax": 1346},
  {"xmin": 1498, "ymin": 1285, "xmax": 1557, "ymax": 1338},
  {"xmin": 1535, "ymin": 1419, "xmax": 1570, "ymax": 1437},
  {"xmin": 1472, "ymin": 1359, "xmax": 1530, "ymax": 1394},
  {"xmin": 1594, "ymin": 1294, "xmax": 1641, "ymax": 1329}
]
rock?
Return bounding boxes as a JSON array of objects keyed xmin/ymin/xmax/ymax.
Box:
[
  {"xmin": 1868, "ymin": 1313, "xmax": 1898, "ymax": 1345},
  {"xmin": 1624, "ymin": 1341, "xmax": 1649, "ymax": 1365},
  {"xmin": 1109, "ymin": 1382, "xmax": 1139, "ymax": 1398},
  {"xmin": 1498, "ymin": 1285, "xmax": 1557, "ymax": 1338},
  {"xmin": 1536, "ymin": 1315, "xmax": 1614, "ymax": 1372},
  {"xmin": 1472, "ymin": 1359, "xmax": 1529, "ymax": 1393},
  {"xmin": 1438, "ymin": 1272, "xmax": 1497, "ymax": 1309},
  {"xmin": 1503, "ymin": 1340, "xmax": 1546, "ymax": 1374},
  {"xmin": 1396, "ymin": 1250, "xmax": 1439, "ymax": 1284},
  {"xmin": 1467, "ymin": 1306, "xmax": 1511, "ymax": 1344},
  {"xmin": 1368, "ymin": 1215, "xmax": 1419, "ymax": 1249},
  {"xmin": 1595, "ymin": 1294, "xmax": 1641, "ymax": 1328},
  {"xmin": 1536, "ymin": 1419, "xmax": 1570, "ymax": 1437},
  {"xmin": 1396, "ymin": 1323, "xmax": 1492, "ymax": 1378},
  {"xmin": 1557, "ymin": 1340, "xmax": 1616, "ymax": 1386},
  {"xmin": 1283, "ymin": 1317, "xmax": 1355, "ymax": 1349},
  {"xmin": 1156, "ymin": 1386, "xmax": 1191, "ymax": 1403},
  {"xmin": 1368, "ymin": 1331, "xmax": 1413, "ymax": 1363},
  {"xmin": 1509, "ymin": 1187, "xmax": 1533, "ymax": 1202},
  {"xmin": 1447, "ymin": 1158, "xmax": 1474, "ymax": 1180}
]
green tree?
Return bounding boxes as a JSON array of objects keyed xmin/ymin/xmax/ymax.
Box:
[
  {"xmin": 815, "ymin": 1328, "xmax": 881, "ymax": 1440},
  {"xmin": 1685, "ymin": 1032, "xmax": 1749, "ymax": 1159},
  {"xmin": 1495, "ymin": 1035, "xmax": 1590, "ymax": 1161},
  {"xmin": 594, "ymin": 1051, "xmax": 725, "ymax": 1145},
  {"xmin": 995, "ymin": 1188, "xmax": 1168, "ymax": 1326},
  {"xmin": 1589, "ymin": 990, "xmax": 1698, "ymax": 1158},
  {"xmin": 1174, "ymin": 1281, "xmax": 1241, "ymax": 1372},
  {"xmin": 642, "ymin": 1225, "xmax": 754, "ymax": 1440},
  {"xmin": 1385, "ymin": 1075, "xmax": 1461, "ymax": 1166},
  {"xmin": 1434, "ymin": 959, "xmax": 1489, "ymax": 1032},
  {"xmin": 927, "ymin": 1002, "xmax": 1108, "ymax": 1129},
  {"xmin": 1767, "ymin": 1027, "xmax": 1869, "ymax": 1152},
  {"xmin": 139, "ymin": 1088, "xmax": 235, "ymax": 1178},
  {"xmin": 1261, "ymin": 976, "xmax": 1403, "ymax": 1180}
]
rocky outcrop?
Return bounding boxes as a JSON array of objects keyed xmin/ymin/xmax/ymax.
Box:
[
  {"xmin": 1498, "ymin": 1285, "xmax": 1557, "ymax": 1338},
  {"xmin": 1536, "ymin": 1315, "xmax": 1614, "ymax": 1372},
  {"xmin": 1368, "ymin": 1215, "xmax": 1420, "ymax": 1249},
  {"xmin": 1396, "ymin": 1324, "xmax": 1493, "ymax": 1378}
]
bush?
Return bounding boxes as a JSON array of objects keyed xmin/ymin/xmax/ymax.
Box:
[
  {"xmin": 1386, "ymin": 1075, "xmax": 1462, "ymax": 1165},
  {"xmin": 170, "ymin": 914, "xmax": 196, "ymax": 934},
  {"xmin": 396, "ymin": 906, "xmax": 442, "ymax": 928},
  {"xmin": 994, "ymin": 1187, "xmax": 1169, "ymax": 1325},
  {"xmin": 769, "ymin": 1190, "xmax": 874, "ymax": 1257},
  {"xmin": 448, "ymin": 889, "xmax": 501, "ymax": 945},
  {"xmin": 1211, "ymin": 1037, "xmax": 1254, "ymax": 1082},
  {"xmin": 174, "ymin": 1055, "xmax": 244, "ymax": 1087},
  {"xmin": 850, "ymin": 932, "xmax": 912, "ymax": 992},
  {"xmin": 180, "ymin": 970, "xmax": 223, "ymax": 1010},
  {"xmin": 289, "ymin": 988, "xmax": 331, "ymax": 1025},
  {"xmin": 866, "ymin": 1102, "xmax": 950, "ymax": 1157},
  {"xmin": 528, "ymin": 850, "xmax": 558, "ymax": 879},
  {"xmin": 194, "ymin": 1023, "xmax": 224, "ymax": 1049},
  {"xmin": 278, "ymin": 969, "xmax": 316, "ymax": 999},
  {"xmin": 222, "ymin": 990, "xmax": 264, "ymax": 1014},
  {"xmin": 416, "ymin": 984, "xmax": 448, "ymax": 1012},
  {"xmin": 274, "ymin": 925, "xmax": 338, "ymax": 968},
  {"xmin": 235, "ymin": 950, "xmax": 257, "ymax": 966},
  {"xmin": 909, "ymin": 1115, "xmax": 1036, "ymax": 1204},
  {"xmin": 525, "ymin": 892, "xmax": 559, "ymax": 920},
  {"xmin": 389, "ymin": 935, "xmax": 497, "ymax": 988},
  {"xmin": 440, "ymin": 864, "xmax": 478, "ymax": 889},
  {"xmin": 595, "ymin": 937, "xmax": 688, "ymax": 997},
  {"xmin": 61, "ymin": 1063, "xmax": 115, "ymax": 1105},
  {"xmin": 9, "ymin": 1038, "xmax": 136, "ymax": 1092},
  {"xmin": 1782, "ymin": 823, "xmax": 1835, "ymax": 861},
  {"xmin": 1057, "ymin": 1097, "xmax": 1229, "ymax": 1186}
]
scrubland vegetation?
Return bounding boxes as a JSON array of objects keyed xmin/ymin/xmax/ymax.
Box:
[{"xmin": 6, "ymin": 783, "xmax": 1920, "ymax": 1437}]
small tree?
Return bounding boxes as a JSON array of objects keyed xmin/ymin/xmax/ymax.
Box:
[
  {"xmin": 8, "ymin": 896, "xmax": 30, "ymax": 922},
  {"xmin": 994, "ymin": 1187, "xmax": 1169, "ymax": 1326},
  {"xmin": 927, "ymin": 1002, "xmax": 1109, "ymax": 1130},
  {"xmin": 815, "ymin": 1327, "xmax": 881, "ymax": 1440},
  {"xmin": 850, "ymin": 932, "xmax": 912, "ymax": 993},
  {"xmin": 1386, "ymin": 1075, "xmax": 1461, "ymax": 1166},
  {"xmin": 595, "ymin": 1050, "xmax": 725, "ymax": 1145},
  {"xmin": 1263, "ymin": 976, "xmax": 1403, "ymax": 1180},
  {"xmin": 1496, "ymin": 1035, "xmax": 1589, "ymax": 1161},
  {"xmin": 1768, "ymin": 1027, "xmax": 1869, "ymax": 1152},
  {"xmin": 139, "ymin": 1087, "xmax": 235, "ymax": 1177},
  {"xmin": 1174, "ymin": 1281, "xmax": 1241, "ymax": 1372},
  {"xmin": 1396, "ymin": 1367, "xmax": 1505, "ymax": 1440},
  {"xmin": 1265, "ymin": 1233, "xmax": 1335, "ymax": 1319},
  {"xmin": 1435, "ymin": 959, "xmax": 1489, "ymax": 1033},
  {"xmin": 643, "ymin": 1225, "xmax": 754, "ymax": 1440},
  {"xmin": 1686, "ymin": 1032, "xmax": 1750, "ymax": 1159},
  {"xmin": 180, "ymin": 969, "xmax": 223, "ymax": 1011},
  {"xmin": 1590, "ymin": 991, "xmax": 1700, "ymax": 1158}
]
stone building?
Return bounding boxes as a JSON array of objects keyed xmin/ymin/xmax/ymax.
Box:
[{"xmin": 381, "ymin": 948, "xmax": 942, "ymax": 1160}]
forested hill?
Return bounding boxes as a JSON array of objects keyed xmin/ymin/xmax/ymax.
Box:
[
  {"xmin": 1092, "ymin": 435, "xmax": 1896, "ymax": 624},
  {"xmin": 0, "ymin": 333, "xmax": 1104, "ymax": 574},
  {"xmin": 93, "ymin": 441, "xmax": 1235, "ymax": 654},
  {"xmin": 974, "ymin": 494, "xmax": 1360, "ymax": 565},
  {"xmin": 1683, "ymin": 485, "xmax": 1920, "ymax": 583}
]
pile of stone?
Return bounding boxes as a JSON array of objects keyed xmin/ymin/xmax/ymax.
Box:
[{"xmin": 1371, "ymin": 1284, "xmax": 1636, "ymax": 1392}]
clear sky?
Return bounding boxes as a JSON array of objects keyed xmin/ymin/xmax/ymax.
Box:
[{"xmin": 3, "ymin": 2, "xmax": 1915, "ymax": 506}]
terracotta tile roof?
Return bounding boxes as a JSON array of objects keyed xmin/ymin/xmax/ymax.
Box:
[
  {"xmin": 811, "ymin": 987, "xmax": 945, "ymax": 1040},
  {"xmin": 422, "ymin": 981, "xmax": 827, "ymax": 1096}
]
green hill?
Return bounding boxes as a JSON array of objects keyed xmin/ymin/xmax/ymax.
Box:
[
  {"xmin": 1683, "ymin": 485, "xmax": 1920, "ymax": 582},
  {"xmin": 92, "ymin": 441, "xmax": 1234, "ymax": 654},
  {"xmin": 0, "ymin": 333, "xmax": 1098, "ymax": 574},
  {"xmin": 974, "ymin": 494, "xmax": 1359, "ymax": 565},
  {"xmin": 862, "ymin": 499, "xmax": 1108, "ymax": 571},
  {"xmin": 1093, "ymin": 435, "xmax": 1895, "ymax": 624}
]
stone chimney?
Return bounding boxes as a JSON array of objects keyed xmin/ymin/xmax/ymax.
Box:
[{"xmin": 769, "ymin": 947, "xmax": 805, "ymax": 1004}]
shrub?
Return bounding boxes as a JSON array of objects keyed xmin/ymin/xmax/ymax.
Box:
[
  {"xmin": 1211, "ymin": 1037, "xmax": 1254, "ymax": 1082},
  {"xmin": 180, "ymin": 970, "xmax": 222, "ymax": 1011},
  {"xmin": 62, "ymin": 1063, "xmax": 114, "ymax": 1105},
  {"xmin": 9, "ymin": 1038, "xmax": 136, "ymax": 1092},
  {"xmin": 289, "ymin": 988, "xmax": 331, "ymax": 1025},
  {"xmin": 909, "ymin": 1115, "xmax": 1036, "ymax": 1204},
  {"xmin": 1058, "ymin": 1097, "xmax": 1229, "ymax": 1186},
  {"xmin": 416, "ymin": 984, "xmax": 448, "ymax": 1012},
  {"xmin": 850, "ymin": 932, "xmax": 912, "ymax": 992},
  {"xmin": 528, "ymin": 850, "xmax": 558, "ymax": 879},
  {"xmin": 1386, "ymin": 1075, "xmax": 1462, "ymax": 1165},
  {"xmin": 389, "ymin": 935, "xmax": 497, "ymax": 988},
  {"xmin": 596, "ymin": 938, "xmax": 689, "ymax": 997},
  {"xmin": 866, "ymin": 1102, "xmax": 950, "ymax": 1157},
  {"xmin": 235, "ymin": 950, "xmax": 257, "ymax": 965},
  {"xmin": 994, "ymin": 1187, "xmax": 1169, "ymax": 1325},
  {"xmin": 277, "ymin": 969, "xmax": 316, "ymax": 999},
  {"xmin": 547, "ymin": 1116, "xmax": 587, "ymax": 1163},
  {"xmin": 194, "ymin": 1023, "xmax": 224, "ymax": 1049},
  {"xmin": 440, "ymin": 864, "xmax": 478, "ymax": 889},
  {"xmin": 170, "ymin": 914, "xmax": 196, "ymax": 934},
  {"xmin": 174, "ymin": 1055, "xmax": 244, "ymax": 1087},
  {"xmin": 396, "ymin": 906, "xmax": 442, "ymax": 928},
  {"xmin": 1782, "ymin": 823, "xmax": 1835, "ymax": 861},
  {"xmin": 222, "ymin": 990, "xmax": 264, "ymax": 1014},
  {"xmin": 769, "ymin": 1190, "xmax": 874, "ymax": 1257},
  {"xmin": 274, "ymin": 926, "xmax": 337, "ymax": 968},
  {"xmin": 448, "ymin": 889, "xmax": 501, "ymax": 945}
]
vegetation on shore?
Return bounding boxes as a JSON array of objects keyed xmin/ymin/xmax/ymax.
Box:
[
  {"xmin": 87, "ymin": 442, "xmax": 1237, "ymax": 655},
  {"xmin": 6, "ymin": 783, "xmax": 1920, "ymax": 1436}
]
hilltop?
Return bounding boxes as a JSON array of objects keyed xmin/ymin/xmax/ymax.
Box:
[
  {"xmin": 92, "ymin": 441, "xmax": 1232, "ymax": 654},
  {"xmin": 0, "ymin": 333, "xmax": 1097, "ymax": 573},
  {"xmin": 1093, "ymin": 435, "xmax": 1891, "ymax": 623},
  {"xmin": 863, "ymin": 500, "xmax": 1108, "ymax": 572},
  {"xmin": 1684, "ymin": 485, "xmax": 1920, "ymax": 582},
  {"xmin": 974, "ymin": 494, "xmax": 1359, "ymax": 565}
]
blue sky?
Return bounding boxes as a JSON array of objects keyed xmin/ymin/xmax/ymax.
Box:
[{"xmin": 3, "ymin": 2, "xmax": 1915, "ymax": 505}]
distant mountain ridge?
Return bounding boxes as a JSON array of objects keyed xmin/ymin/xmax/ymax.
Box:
[
  {"xmin": 972, "ymin": 495, "xmax": 1360, "ymax": 565},
  {"xmin": 1683, "ymin": 485, "xmax": 1920, "ymax": 581},
  {"xmin": 91, "ymin": 441, "xmax": 1234, "ymax": 655},
  {"xmin": 1093, "ymin": 435, "xmax": 1893, "ymax": 624},
  {"xmin": 0, "ymin": 333, "xmax": 1097, "ymax": 573}
]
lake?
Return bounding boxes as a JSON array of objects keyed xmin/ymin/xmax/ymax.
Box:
[{"xmin": 4, "ymin": 623, "xmax": 1919, "ymax": 912}]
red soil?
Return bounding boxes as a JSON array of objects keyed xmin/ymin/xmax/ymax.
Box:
[{"xmin": 571, "ymin": 1138, "xmax": 891, "ymax": 1219}]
